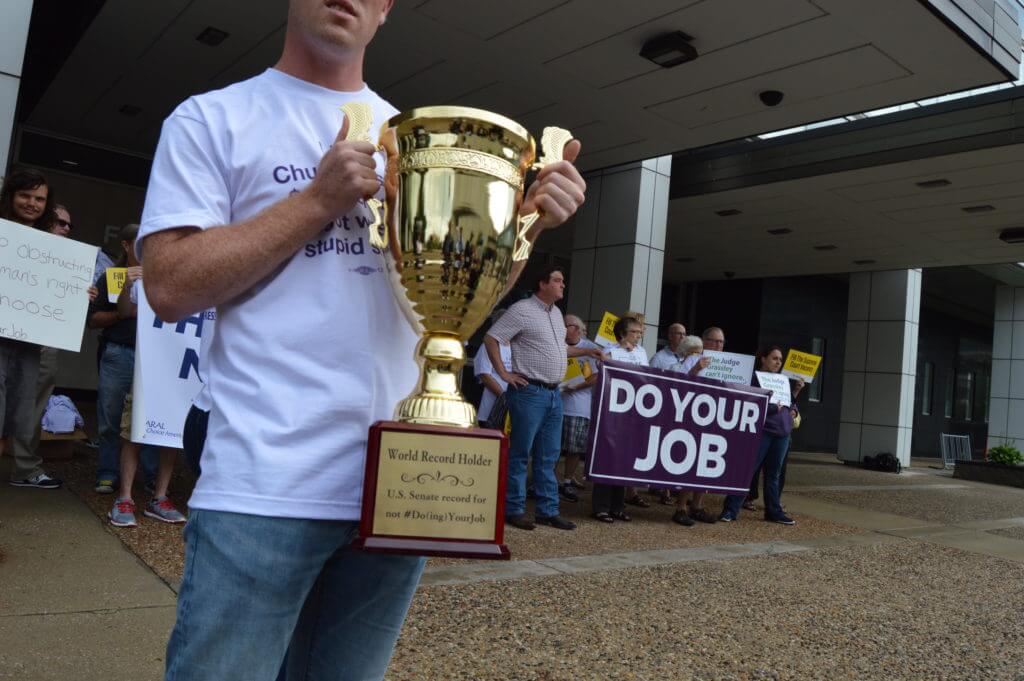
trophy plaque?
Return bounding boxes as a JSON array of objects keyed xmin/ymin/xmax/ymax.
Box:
[{"xmin": 346, "ymin": 104, "xmax": 572, "ymax": 559}]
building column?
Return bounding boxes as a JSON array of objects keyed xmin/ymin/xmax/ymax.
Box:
[
  {"xmin": 0, "ymin": 1, "xmax": 33, "ymax": 173},
  {"xmin": 567, "ymin": 156, "xmax": 670, "ymax": 357},
  {"xmin": 838, "ymin": 269, "xmax": 921, "ymax": 466},
  {"xmin": 988, "ymin": 286, "xmax": 1024, "ymax": 451}
]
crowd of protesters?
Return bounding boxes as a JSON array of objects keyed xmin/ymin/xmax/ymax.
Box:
[
  {"xmin": 479, "ymin": 265, "xmax": 805, "ymax": 530},
  {"xmin": 3, "ymin": 168, "xmax": 801, "ymax": 537},
  {"xmin": 0, "ymin": 168, "xmax": 186, "ymax": 528}
]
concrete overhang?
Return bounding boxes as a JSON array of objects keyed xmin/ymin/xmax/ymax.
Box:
[
  {"xmin": 667, "ymin": 85, "xmax": 1024, "ymax": 283},
  {"xmin": 17, "ymin": 0, "xmax": 1024, "ymax": 174}
]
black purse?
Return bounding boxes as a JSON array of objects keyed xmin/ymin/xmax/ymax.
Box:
[{"xmin": 485, "ymin": 391, "xmax": 510, "ymax": 433}]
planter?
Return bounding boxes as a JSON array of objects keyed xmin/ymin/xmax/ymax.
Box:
[{"xmin": 953, "ymin": 460, "xmax": 1024, "ymax": 488}]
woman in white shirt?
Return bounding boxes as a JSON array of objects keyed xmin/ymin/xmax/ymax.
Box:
[{"xmin": 600, "ymin": 316, "xmax": 651, "ymax": 514}]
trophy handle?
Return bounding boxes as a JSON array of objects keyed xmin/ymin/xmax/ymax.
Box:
[
  {"xmin": 366, "ymin": 198, "xmax": 388, "ymax": 250},
  {"xmin": 513, "ymin": 127, "xmax": 574, "ymax": 262},
  {"xmin": 340, "ymin": 102, "xmax": 389, "ymax": 251}
]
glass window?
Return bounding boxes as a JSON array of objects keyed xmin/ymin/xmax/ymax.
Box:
[
  {"xmin": 920, "ymin": 362, "xmax": 933, "ymax": 416},
  {"xmin": 808, "ymin": 337, "xmax": 825, "ymax": 402},
  {"xmin": 954, "ymin": 371, "xmax": 974, "ymax": 422},
  {"xmin": 976, "ymin": 372, "xmax": 991, "ymax": 424},
  {"xmin": 943, "ymin": 370, "xmax": 954, "ymax": 419}
]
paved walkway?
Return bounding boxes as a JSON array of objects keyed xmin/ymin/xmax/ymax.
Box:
[
  {"xmin": 0, "ymin": 464, "xmax": 176, "ymax": 680},
  {"xmin": 3, "ymin": 453, "xmax": 1024, "ymax": 679}
]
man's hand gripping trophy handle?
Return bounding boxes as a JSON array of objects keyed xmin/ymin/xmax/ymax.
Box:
[
  {"xmin": 340, "ymin": 102, "xmax": 388, "ymax": 250},
  {"xmin": 513, "ymin": 127, "xmax": 575, "ymax": 262}
]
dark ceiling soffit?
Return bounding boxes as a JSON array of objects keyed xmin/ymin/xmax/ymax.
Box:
[
  {"xmin": 18, "ymin": 131, "xmax": 152, "ymax": 188},
  {"xmin": 17, "ymin": 0, "xmax": 107, "ymax": 124}
]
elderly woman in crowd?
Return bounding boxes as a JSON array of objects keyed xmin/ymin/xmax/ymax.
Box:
[
  {"xmin": 719, "ymin": 345, "xmax": 803, "ymax": 525},
  {"xmin": 592, "ymin": 316, "xmax": 647, "ymax": 520},
  {"xmin": 663, "ymin": 335, "xmax": 716, "ymax": 522}
]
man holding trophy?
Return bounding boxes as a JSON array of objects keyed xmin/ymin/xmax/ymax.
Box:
[{"xmin": 138, "ymin": 0, "xmax": 586, "ymax": 679}]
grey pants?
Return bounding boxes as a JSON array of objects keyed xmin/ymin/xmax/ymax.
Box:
[
  {"xmin": 9, "ymin": 346, "xmax": 57, "ymax": 480},
  {"xmin": 0, "ymin": 339, "xmax": 42, "ymax": 480}
]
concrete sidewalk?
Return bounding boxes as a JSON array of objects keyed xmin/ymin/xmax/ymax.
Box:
[{"xmin": 0, "ymin": 467, "xmax": 175, "ymax": 680}]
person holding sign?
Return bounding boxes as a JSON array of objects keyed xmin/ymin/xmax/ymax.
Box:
[
  {"xmin": 8, "ymin": 203, "xmax": 98, "ymax": 488},
  {"xmin": 107, "ymin": 277, "xmax": 187, "ymax": 528},
  {"xmin": 672, "ymin": 335, "xmax": 712, "ymax": 377},
  {"xmin": 593, "ymin": 316, "xmax": 648, "ymax": 519},
  {"xmin": 669, "ymin": 328, "xmax": 728, "ymax": 525},
  {"xmin": 650, "ymin": 322, "xmax": 686, "ymax": 370},
  {"xmin": 87, "ymin": 224, "xmax": 159, "ymax": 495},
  {"xmin": 720, "ymin": 346, "xmax": 803, "ymax": 525},
  {"xmin": 1, "ymin": 170, "xmax": 63, "ymax": 489},
  {"xmin": 559, "ymin": 315, "xmax": 599, "ymax": 502}
]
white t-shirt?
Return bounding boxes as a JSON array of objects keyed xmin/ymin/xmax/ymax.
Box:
[
  {"xmin": 191, "ymin": 309, "xmax": 217, "ymax": 412},
  {"xmin": 650, "ymin": 347, "xmax": 683, "ymax": 370},
  {"xmin": 473, "ymin": 342, "xmax": 511, "ymax": 424},
  {"xmin": 608, "ymin": 343, "xmax": 649, "ymax": 366},
  {"xmin": 671, "ymin": 354, "xmax": 703, "ymax": 375},
  {"xmin": 561, "ymin": 338, "xmax": 600, "ymax": 418},
  {"xmin": 138, "ymin": 69, "xmax": 418, "ymax": 521}
]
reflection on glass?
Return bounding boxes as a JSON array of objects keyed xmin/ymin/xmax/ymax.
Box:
[{"xmin": 920, "ymin": 362, "xmax": 933, "ymax": 416}]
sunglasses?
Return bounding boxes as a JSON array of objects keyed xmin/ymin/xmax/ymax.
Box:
[{"xmin": 55, "ymin": 219, "xmax": 73, "ymax": 230}]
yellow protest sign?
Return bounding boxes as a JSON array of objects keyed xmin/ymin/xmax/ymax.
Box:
[
  {"xmin": 560, "ymin": 357, "xmax": 593, "ymax": 388},
  {"xmin": 595, "ymin": 311, "xmax": 619, "ymax": 348},
  {"xmin": 105, "ymin": 267, "xmax": 127, "ymax": 303},
  {"xmin": 782, "ymin": 349, "xmax": 822, "ymax": 383}
]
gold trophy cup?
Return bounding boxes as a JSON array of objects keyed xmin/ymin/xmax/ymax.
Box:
[{"xmin": 347, "ymin": 104, "xmax": 572, "ymax": 559}]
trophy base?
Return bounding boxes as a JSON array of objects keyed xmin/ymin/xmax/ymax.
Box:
[
  {"xmin": 394, "ymin": 394, "xmax": 476, "ymax": 428},
  {"xmin": 351, "ymin": 536, "xmax": 511, "ymax": 560},
  {"xmin": 357, "ymin": 421, "xmax": 510, "ymax": 560}
]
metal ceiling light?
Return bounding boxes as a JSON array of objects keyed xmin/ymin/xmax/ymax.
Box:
[
  {"xmin": 196, "ymin": 26, "xmax": 230, "ymax": 46},
  {"xmin": 962, "ymin": 204, "xmax": 995, "ymax": 213},
  {"xmin": 640, "ymin": 31, "xmax": 698, "ymax": 68},
  {"xmin": 916, "ymin": 178, "xmax": 951, "ymax": 188}
]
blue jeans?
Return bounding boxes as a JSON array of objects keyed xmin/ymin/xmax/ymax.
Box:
[
  {"xmin": 166, "ymin": 509, "xmax": 426, "ymax": 681},
  {"xmin": 505, "ymin": 384, "xmax": 562, "ymax": 518},
  {"xmin": 95, "ymin": 342, "xmax": 157, "ymax": 484},
  {"xmin": 724, "ymin": 433, "xmax": 790, "ymax": 519}
]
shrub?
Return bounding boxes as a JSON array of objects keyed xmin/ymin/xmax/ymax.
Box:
[{"xmin": 988, "ymin": 444, "xmax": 1024, "ymax": 466}]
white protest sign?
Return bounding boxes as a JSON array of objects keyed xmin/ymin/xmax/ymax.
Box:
[
  {"xmin": 755, "ymin": 371, "xmax": 791, "ymax": 407},
  {"xmin": 0, "ymin": 218, "xmax": 98, "ymax": 351},
  {"xmin": 131, "ymin": 284, "xmax": 214, "ymax": 447},
  {"xmin": 700, "ymin": 350, "xmax": 755, "ymax": 385}
]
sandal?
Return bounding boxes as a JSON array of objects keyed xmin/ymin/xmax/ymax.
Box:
[
  {"xmin": 689, "ymin": 507, "xmax": 718, "ymax": 524},
  {"xmin": 658, "ymin": 490, "xmax": 673, "ymax": 505},
  {"xmin": 610, "ymin": 510, "xmax": 632, "ymax": 522},
  {"xmin": 624, "ymin": 494, "xmax": 650, "ymax": 508},
  {"xmin": 592, "ymin": 512, "xmax": 614, "ymax": 523}
]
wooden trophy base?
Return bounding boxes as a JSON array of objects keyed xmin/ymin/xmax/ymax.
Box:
[{"xmin": 356, "ymin": 421, "xmax": 510, "ymax": 560}]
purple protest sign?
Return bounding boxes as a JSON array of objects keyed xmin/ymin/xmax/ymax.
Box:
[{"xmin": 586, "ymin": 360, "xmax": 771, "ymax": 494}]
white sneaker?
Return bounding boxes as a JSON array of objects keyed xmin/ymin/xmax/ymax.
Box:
[{"xmin": 10, "ymin": 473, "xmax": 62, "ymax": 489}]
